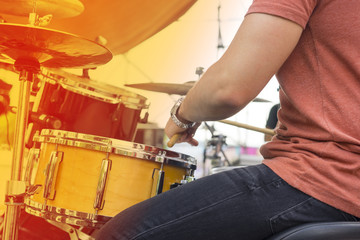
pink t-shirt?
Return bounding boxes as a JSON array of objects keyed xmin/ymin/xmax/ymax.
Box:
[{"xmin": 247, "ymin": 0, "xmax": 360, "ymax": 217}]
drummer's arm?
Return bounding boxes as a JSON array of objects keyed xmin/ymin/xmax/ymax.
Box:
[{"xmin": 176, "ymin": 13, "xmax": 302, "ymax": 123}]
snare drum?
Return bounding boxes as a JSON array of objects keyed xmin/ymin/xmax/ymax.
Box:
[
  {"xmin": 25, "ymin": 129, "xmax": 196, "ymax": 228},
  {"xmin": 28, "ymin": 69, "xmax": 148, "ymax": 145}
]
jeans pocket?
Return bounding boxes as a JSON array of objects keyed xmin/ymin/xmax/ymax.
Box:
[{"xmin": 269, "ymin": 196, "xmax": 354, "ymax": 234}]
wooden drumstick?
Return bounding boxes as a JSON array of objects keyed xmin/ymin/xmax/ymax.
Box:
[
  {"xmin": 167, "ymin": 133, "xmax": 182, "ymax": 148},
  {"xmin": 219, "ymin": 119, "xmax": 275, "ymax": 136}
]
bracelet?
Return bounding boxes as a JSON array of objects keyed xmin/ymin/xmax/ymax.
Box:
[{"xmin": 170, "ymin": 97, "xmax": 196, "ymax": 129}]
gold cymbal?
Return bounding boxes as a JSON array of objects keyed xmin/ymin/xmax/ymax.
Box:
[
  {"xmin": 1, "ymin": 0, "xmax": 197, "ymax": 55},
  {"xmin": 125, "ymin": 82, "xmax": 271, "ymax": 103},
  {"xmin": 0, "ymin": 0, "xmax": 84, "ymax": 18},
  {"xmin": 0, "ymin": 23, "xmax": 112, "ymax": 69}
]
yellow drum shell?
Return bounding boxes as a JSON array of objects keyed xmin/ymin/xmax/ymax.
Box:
[{"xmin": 25, "ymin": 129, "xmax": 196, "ymax": 227}]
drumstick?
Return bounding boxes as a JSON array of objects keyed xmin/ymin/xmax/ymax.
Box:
[
  {"xmin": 167, "ymin": 133, "xmax": 182, "ymax": 148},
  {"xmin": 219, "ymin": 119, "xmax": 275, "ymax": 136}
]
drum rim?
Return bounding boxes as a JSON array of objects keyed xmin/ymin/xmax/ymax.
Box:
[
  {"xmin": 25, "ymin": 198, "xmax": 109, "ymax": 228},
  {"xmin": 40, "ymin": 68, "xmax": 149, "ymax": 109},
  {"xmin": 34, "ymin": 129, "xmax": 197, "ymax": 170}
]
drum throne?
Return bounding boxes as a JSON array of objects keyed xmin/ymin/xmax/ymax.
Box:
[{"xmin": 266, "ymin": 221, "xmax": 360, "ymax": 240}]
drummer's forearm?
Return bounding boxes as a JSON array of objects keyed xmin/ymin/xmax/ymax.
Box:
[
  {"xmin": 176, "ymin": 13, "xmax": 303, "ymax": 123},
  {"xmin": 178, "ymin": 73, "xmax": 244, "ymax": 123},
  {"xmin": 178, "ymin": 59, "xmax": 255, "ymax": 123}
]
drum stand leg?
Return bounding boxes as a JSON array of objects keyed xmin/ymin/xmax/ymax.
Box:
[
  {"xmin": 46, "ymin": 221, "xmax": 95, "ymax": 240},
  {"xmin": 2, "ymin": 60, "xmax": 40, "ymax": 240}
]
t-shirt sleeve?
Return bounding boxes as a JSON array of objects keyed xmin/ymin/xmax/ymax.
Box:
[{"xmin": 246, "ymin": 0, "xmax": 318, "ymax": 29}]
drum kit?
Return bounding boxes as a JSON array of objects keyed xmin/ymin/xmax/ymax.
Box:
[{"xmin": 0, "ymin": 1, "xmax": 197, "ymax": 240}]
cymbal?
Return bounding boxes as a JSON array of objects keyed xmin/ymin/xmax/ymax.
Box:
[
  {"xmin": 0, "ymin": 23, "xmax": 112, "ymax": 69},
  {"xmin": 0, "ymin": 0, "xmax": 197, "ymax": 55},
  {"xmin": 0, "ymin": 0, "xmax": 84, "ymax": 18},
  {"xmin": 125, "ymin": 82, "xmax": 195, "ymax": 96},
  {"xmin": 252, "ymin": 98, "xmax": 271, "ymax": 103},
  {"xmin": 125, "ymin": 82, "xmax": 271, "ymax": 103}
]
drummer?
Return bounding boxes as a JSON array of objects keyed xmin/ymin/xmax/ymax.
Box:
[{"xmin": 98, "ymin": 1, "xmax": 360, "ymax": 239}]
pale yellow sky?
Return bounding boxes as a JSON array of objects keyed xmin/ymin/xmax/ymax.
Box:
[{"xmin": 89, "ymin": 0, "xmax": 279, "ymax": 148}]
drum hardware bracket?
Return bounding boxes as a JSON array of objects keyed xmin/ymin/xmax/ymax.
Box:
[
  {"xmin": 185, "ymin": 176, "xmax": 196, "ymax": 183},
  {"xmin": 26, "ymin": 184, "xmax": 42, "ymax": 196},
  {"xmin": 169, "ymin": 176, "xmax": 196, "ymax": 190},
  {"xmin": 46, "ymin": 220, "xmax": 95, "ymax": 240},
  {"xmin": 155, "ymin": 152, "xmax": 166, "ymax": 163},
  {"xmin": 28, "ymin": 12, "xmax": 53, "ymax": 27},
  {"xmin": 3, "ymin": 180, "xmax": 27, "ymax": 205},
  {"xmin": 93, "ymin": 156, "xmax": 112, "ymax": 215}
]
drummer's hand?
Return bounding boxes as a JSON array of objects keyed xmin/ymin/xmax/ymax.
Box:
[{"xmin": 165, "ymin": 118, "xmax": 201, "ymax": 146}]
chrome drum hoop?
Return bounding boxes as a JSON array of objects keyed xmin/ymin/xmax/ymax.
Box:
[
  {"xmin": 35, "ymin": 129, "xmax": 197, "ymax": 171},
  {"xmin": 40, "ymin": 68, "xmax": 149, "ymax": 110},
  {"xmin": 24, "ymin": 198, "xmax": 111, "ymax": 228}
]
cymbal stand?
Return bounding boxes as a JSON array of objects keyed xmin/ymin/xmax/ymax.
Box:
[
  {"xmin": 203, "ymin": 122, "xmax": 231, "ymax": 175},
  {"xmin": 2, "ymin": 58, "xmax": 40, "ymax": 240}
]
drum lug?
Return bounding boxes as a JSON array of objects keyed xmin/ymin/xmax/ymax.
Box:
[
  {"xmin": 93, "ymin": 157, "xmax": 112, "ymax": 213},
  {"xmin": 24, "ymin": 147, "xmax": 40, "ymax": 185},
  {"xmin": 151, "ymin": 168, "xmax": 165, "ymax": 197},
  {"xmin": 43, "ymin": 149, "xmax": 64, "ymax": 200},
  {"xmin": 139, "ymin": 111, "xmax": 149, "ymax": 124},
  {"xmin": 111, "ymin": 103, "xmax": 122, "ymax": 122},
  {"xmin": 150, "ymin": 152, "xmax": 166, "ymax": 196},
  {"xmin": 156, "ymin": 169, "xmax": 165, "ymax": 195}
]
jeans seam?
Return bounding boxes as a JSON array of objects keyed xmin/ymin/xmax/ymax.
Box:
[
  {"xmin": 234, "ymin": 167, "xmax": 283, "ymax": 191},
  {"xmin": 340, "ymin": 211, "xmax": 360, "ymax": 222},
  {"xmin": 132, "ymin": 178, "xmax": 284, "ymax": 240},
  {"xmin": 268, "ymin": 196, "xmax": 314, "ymax": 234}
]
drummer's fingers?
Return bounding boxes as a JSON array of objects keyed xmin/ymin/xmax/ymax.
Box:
[
  {"xmin": 188, "ymin": 137, "xmax": 199, "ymax": 146},
  {"xmin": 181, "ymin": 132, "xmax": 198, "ymax": 146},
  {"xmin": 179, "ymin": 133, "xmax": 189, "ymax": 142}
]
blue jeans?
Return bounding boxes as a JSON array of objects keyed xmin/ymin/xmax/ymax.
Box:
[{"xmin": 96, "ymin": 164, "xmax": 359, "ymax": 240}]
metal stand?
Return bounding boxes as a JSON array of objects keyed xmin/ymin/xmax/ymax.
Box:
[
  {"xmin": 47, "ymin": 221, "xmax": 95, "ymax": 240},
  {"xmin": 202, "ymin": 122, "xmax": 231, "ymax": 176},
  {"xmin": 2, "ymin": 58, "xmax": 40, "ymax": 240}
]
